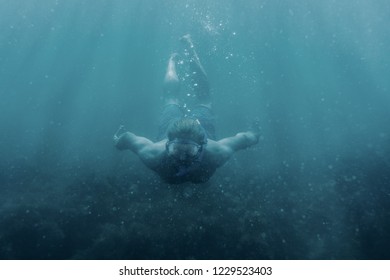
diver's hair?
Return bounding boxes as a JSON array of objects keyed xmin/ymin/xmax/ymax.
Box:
[{"xmin": 167, "ymin": 118, "xmax": 206, "ymax": 144}]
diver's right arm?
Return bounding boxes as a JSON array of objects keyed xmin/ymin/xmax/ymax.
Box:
[
  {"xmin": 114, "ymin": 132, "xmax": 153, "ymax": 153},
  {"xmin": 114, "ymin": 131, "xmax": 165, "ymax": 169}
]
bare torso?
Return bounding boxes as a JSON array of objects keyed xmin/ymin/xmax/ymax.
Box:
[{"xmin": 114, "ymin": 131, "xmax": 259, "ymax": 184}]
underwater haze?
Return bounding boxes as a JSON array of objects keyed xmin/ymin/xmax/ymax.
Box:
[{"xmin": 1, "ymin": 0, "xmax": 390, "ymax": 259}]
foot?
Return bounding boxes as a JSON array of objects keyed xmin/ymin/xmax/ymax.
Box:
[
  {"xmin": 180, "ymin": 34, "xmax": 194, "ymax": 49},
  {"xmin": 166, "ymin": 53, "xmax": 179, "ymax": 80},
  {"xmin": 164, "ymin": 54, "xmax": 180, "ymax": 103},
  {"xmin": 170, "ymin": 52, "xmax": 179, "ymax": 61}
]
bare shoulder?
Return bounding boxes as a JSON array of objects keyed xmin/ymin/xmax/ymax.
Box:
[
  {"xmin": 204, "ymin": 139, "xmax": 233, "ymax": 167},
  {"xmin": 139, "ymin": 140, "xmax": 166, "ymax": 168}
]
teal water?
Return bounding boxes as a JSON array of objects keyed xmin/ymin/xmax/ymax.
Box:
[{"xmin": 0, "ymin": 0, "xmax": 389, "ymax": 259}]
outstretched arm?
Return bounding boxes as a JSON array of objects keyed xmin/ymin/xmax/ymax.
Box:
[
  {"xmin": 114, "ymin": 131, "xmax": 154, "ymax": 153},
  {"xmin": 113, "ymin": 126, "xmax": 164, "ymax": 169},
  {"xmin": 218, "ymin": 131, "xmax": 259, "ymax": 153},
  {"xmin": 209, "ymin": 131, "xmax": 259, "ymax": 167}
]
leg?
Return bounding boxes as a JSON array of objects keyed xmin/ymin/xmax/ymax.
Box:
[
  {"xmin": 158, "ymin": 54, "xmax": 184, "ymax": 140},
  {"xmin": 163, "ymin": 53, "xmax": 180, "ymax": 106},
  {"xmin": 180, "ymin": 34, "xmax": 211, "ymax": 107}
]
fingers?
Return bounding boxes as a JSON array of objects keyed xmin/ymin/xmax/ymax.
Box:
[{"xmin": 115, "ymin": 125, "xmax": 125, "ymax": 136}]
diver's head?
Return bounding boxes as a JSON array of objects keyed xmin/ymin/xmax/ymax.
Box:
[
  {"xmin": 166, "ymin": 118, "xmax": 207, "ymax": 161},
  {"xmin": 167, "ymin": 118, "xmax": 207, "ymax": 144}
]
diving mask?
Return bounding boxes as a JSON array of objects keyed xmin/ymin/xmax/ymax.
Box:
[{"xmin": 166, "ymin": 139, "xmax": 203, "ymax": 160}]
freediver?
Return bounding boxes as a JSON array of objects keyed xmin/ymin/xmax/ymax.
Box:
[{"xmin": 114, "ymin": 34, "xmax": 259, "ymax": 184}]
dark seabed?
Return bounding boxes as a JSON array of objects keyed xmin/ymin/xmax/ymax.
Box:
[{"xmin": 0, "ymin": 0, "xmax": 389, "ymax": 259}]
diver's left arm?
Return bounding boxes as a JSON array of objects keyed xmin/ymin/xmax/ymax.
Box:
[
  {"xmin": 209, "ymin": 131, "xmax": 259, "ymax": 166},
  {"xmin": 219, "ymin": 131, "xmax": 259, "ymax": 152}
]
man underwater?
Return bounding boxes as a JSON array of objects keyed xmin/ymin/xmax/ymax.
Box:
[{"xmin": 114, "ymin": 35, "xmax": 259, "ymax": 184}]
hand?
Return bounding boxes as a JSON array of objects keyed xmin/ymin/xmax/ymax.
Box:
[
  {"xmin": 246, "ymin": 131, "xmax": 259, "ymax": 145},
  {"xmin": 250, "ymin": 118, "xmax": 261, "ymax": 140},
  {"xmin": 113, "ymin": 125, "xmax": 126, "ymax": 144}
]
